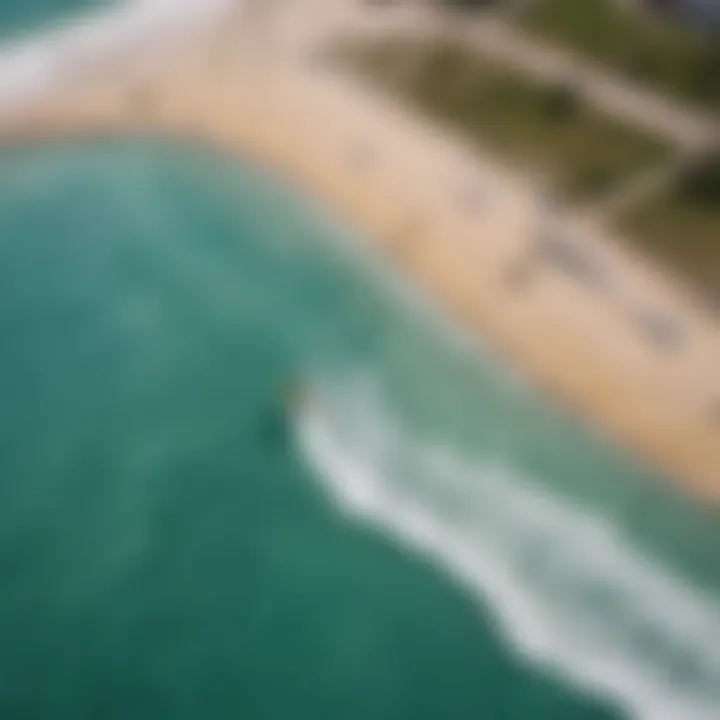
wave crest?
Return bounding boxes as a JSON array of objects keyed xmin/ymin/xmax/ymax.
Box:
[{"xmin": 295, "ymin": 374, "xmax": 720, "ymax": 720}]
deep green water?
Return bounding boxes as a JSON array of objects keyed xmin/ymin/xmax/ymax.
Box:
[{"xmin": 0, "ymin": 139, "xmax": 719, "ymax": 720}]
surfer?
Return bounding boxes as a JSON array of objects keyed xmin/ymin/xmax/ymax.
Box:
[
  {"xmin": 283, "ymin": 379, "xmax": 307, "ymax": 416},
  {"xmin": 259, "ymin": 379, "xmax": 307, "ymax": 446}
]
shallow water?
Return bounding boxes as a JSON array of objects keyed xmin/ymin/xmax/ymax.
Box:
[
  {"xmin": 0, "ymin": 0, "xmax": 108, "ymax": 37},
  {"xmin": 0, "ymin": 139, "xmax": 719, "ymax": 720}
]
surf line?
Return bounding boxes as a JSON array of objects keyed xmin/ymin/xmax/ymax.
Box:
[{"xmin": 295, "ymin": 374, "xmax": 720, "ymax": 720}]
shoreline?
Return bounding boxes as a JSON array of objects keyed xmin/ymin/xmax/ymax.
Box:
[
  {"xmin": 0, "ymin": 0, "xmax": 233, "ymax": 110},
  {"xmin": 1, "ymin": 0, "xmax": 719, "ymax": 500}
]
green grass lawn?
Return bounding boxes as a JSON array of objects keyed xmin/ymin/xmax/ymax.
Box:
[
  {"xmin": 339, "ymin": 38, "xmax": 670, "ymax": 200},
  {"xmin": 623, "ymin": 159, "xmax": 720, "ymax": 303},
  {"xmin": 522, "ymin": 0, "xmax": 720, "ymax": 111}
]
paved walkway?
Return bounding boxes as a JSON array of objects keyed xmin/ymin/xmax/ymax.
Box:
[{"xmin": 350, "ymin": 4, "xmax": 717, "ymax": 148}]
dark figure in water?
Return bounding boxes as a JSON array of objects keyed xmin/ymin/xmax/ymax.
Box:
[{"xmin": 258, "ymin": 381, "xmax": 304, "ymax": 447}]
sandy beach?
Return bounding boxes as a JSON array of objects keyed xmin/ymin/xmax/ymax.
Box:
[{"xmin": 1, "ymin": 0, "xmax": 719, "ymax": 499}]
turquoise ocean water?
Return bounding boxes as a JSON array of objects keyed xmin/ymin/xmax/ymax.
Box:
[
  {"xmin": 1, "ymin": 137, "xmax": 720, "ymax": 720},
  {"xmin": 0, "ymin": 0, "xmax": 109, "ymax": 37}
]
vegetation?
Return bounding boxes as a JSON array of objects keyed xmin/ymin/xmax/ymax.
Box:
[
  {"xmin": 340, "ymin": 35, "xmax": 720, "ymax": 300},
  {"xmin": 435, "ymin": 0, "xmax": 500, "ymax": 8},
  {"xmin": 340, "ymin": 38, "xmax": 669, "ymax": 200},
  {"xmin": 623, "ymin": 153, "xmax": 720, "ymax": 303},
  {"xmin": 522, "ymin": 0, "xmax": 720, "ymax": 110}
]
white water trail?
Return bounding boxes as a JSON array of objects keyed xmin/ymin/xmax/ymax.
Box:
[
  {"xmin": 295, "ymin": 374, "xmax": 720, "ymax": 720},
  {"xmin": 0, "ymin": 0, "xmax": 236, "ymax": 111}
]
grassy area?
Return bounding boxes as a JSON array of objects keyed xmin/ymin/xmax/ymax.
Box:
[
  {"xmin": 340, "ymin": 38, "xmax": 670, "ymax": 200},
  {"xmin": 623, "ymin": 157, "xmax": 720, "ymax": 303},
  {"xmin": 522, "ymin": 0, "xmax": 720, "ymax": 111},
  {"xmin": 339, "ymin": 36, "xmax": 720, "ymax": 300}
]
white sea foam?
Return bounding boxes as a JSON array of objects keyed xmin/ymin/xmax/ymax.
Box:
[
  {"xmin": 0, "ymin": 0, "xmax": 236, "ymax": 111},
  {"xmin": 295, "ymin": 374, "xmax": 720, "ymax": 720}
]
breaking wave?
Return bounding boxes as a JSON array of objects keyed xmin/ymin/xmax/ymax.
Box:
[
  {"xmin": 295, "ymin": 373, "xmax": 720, "ymax": 720},
  {"xmin": 0, "ymin": 0, "xmax": 234, "ymax": 109}
]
